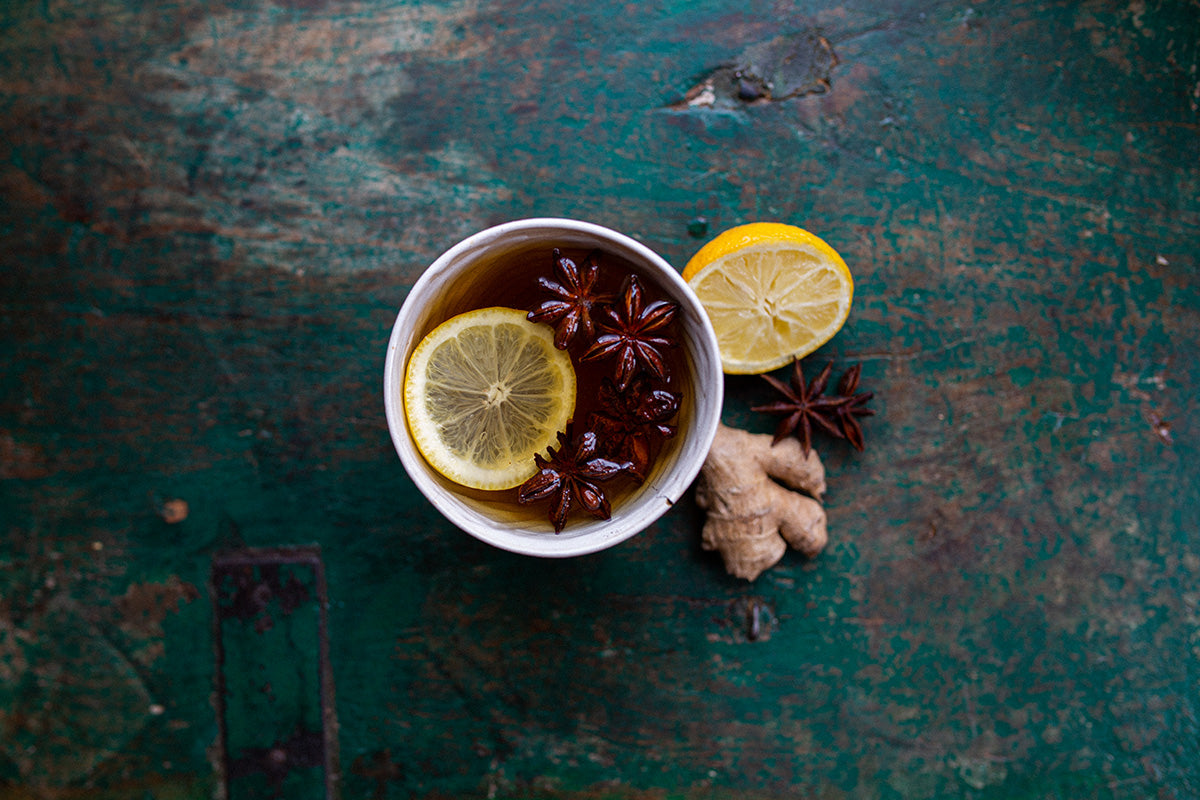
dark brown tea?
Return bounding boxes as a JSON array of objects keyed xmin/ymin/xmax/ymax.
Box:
[{"xmin": 412, "ymin": 242, "xmax": 692, "ymax": 530}]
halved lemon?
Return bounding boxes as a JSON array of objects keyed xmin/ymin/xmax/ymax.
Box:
[
  {"xmin": 682, "ymin": 222, "xmax": 854, "ymax": 375},
  {"xmin": 403, "ymin": 307, "xmax": 576, "ymax": 491}
]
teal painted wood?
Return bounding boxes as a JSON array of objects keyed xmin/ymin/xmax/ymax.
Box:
[{"xmin": 1, "ymin": 0, "xmax": 1198, "ymax": 797}]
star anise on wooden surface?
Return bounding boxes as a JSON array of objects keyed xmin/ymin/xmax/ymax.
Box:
[
  {"xmin": 583, "ymin": 275, "xmax": 679, "ymax": 391},
  {"xmin": 833, "ymin": 363, "xmax": 875, "ymax": 451},
  {"xmin": 527, "ymin": 249, "xmax": 615, "ymax": 350},
  {"xmin": 517, "ymin": 429, "xmax": 633, "ymax": 533},
  {"xmin": 752, "ymin": 360, "xmax": 847, "ymax": 457},
  {"xmin": 588, "ymin": 377, "xmax": 681, "ymax": 481}
]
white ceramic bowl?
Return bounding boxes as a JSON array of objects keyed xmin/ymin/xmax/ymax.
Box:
[{"xmin": 383, "ymin": 218, "xmax": 723, "ymax": 557}]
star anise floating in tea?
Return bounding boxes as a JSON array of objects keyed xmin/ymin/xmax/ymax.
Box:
[
  {"xmin": 753, "ymin": 358, "xmax": 874, "ymax": 456},
  {"xmin": 588, "ymin": 377, "xmax": 681, "ymax": 481},
  {"xmin": 523, "ymin": 250, "xmax": 684, "ymax": 531},
  {"xmin": 527, "ymin": 249, "xmax": 614, "ymax": 350},
  {"xmin": 518, "ymin": 429, "xmax": 633, "ymax": 533},
  {"xmin": 583, "ymin": 275, "xmax": 678, "ymax": 391}
]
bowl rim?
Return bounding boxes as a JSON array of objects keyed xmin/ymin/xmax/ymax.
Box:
[{"xmin": 383, "ymin": 217, "xmax": 723, "ymax": 557}]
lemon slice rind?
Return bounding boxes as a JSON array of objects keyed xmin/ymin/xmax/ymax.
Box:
[
  {"xmin": 403, "ymin": 307, "xmax": 576, "ymax": 491},
  {"xmin": 683, "ymin": 224, "xmax": 853, "ymax": 375}
]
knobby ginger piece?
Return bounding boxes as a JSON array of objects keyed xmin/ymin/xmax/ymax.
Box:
[{"xmin": 695, "ymin": 422, "xmax": 828, "ymax": 581}]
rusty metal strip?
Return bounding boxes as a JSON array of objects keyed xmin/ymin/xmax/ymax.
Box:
[{"xmin": 211, "ymin": 546, "xmax": 340, "ymax": 800}]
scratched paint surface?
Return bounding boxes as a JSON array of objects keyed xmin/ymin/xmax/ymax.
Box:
[{"xmin": 1, "ymin": 0, "xmax": 1199, "ymax": 797}]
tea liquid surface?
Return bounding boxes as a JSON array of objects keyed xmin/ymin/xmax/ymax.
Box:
[{"xmin": 422, "ymin": 244, "xmax": 690, "ymax": 518}]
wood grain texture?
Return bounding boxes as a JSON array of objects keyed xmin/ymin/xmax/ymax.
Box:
[{"xmin": 2, "ymin": 0, "xmax": 1198, "ymax": 797}]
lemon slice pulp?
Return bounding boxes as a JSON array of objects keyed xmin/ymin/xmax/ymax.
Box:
[
  {"xmin": 682, "ymin": 222, "xmax": 854, "ymax": 375},
  {"xmin": 403, "ymin": 307, "xmax": 576, "ymax": 490}
]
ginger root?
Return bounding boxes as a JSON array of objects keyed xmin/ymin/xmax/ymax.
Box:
[{"xmin": 695, "ymin": 422, "xmax": 828, "ymax": 581}]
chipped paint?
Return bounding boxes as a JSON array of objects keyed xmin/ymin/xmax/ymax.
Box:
[{"xmin": 1, "ymin": 0, "xmax": 1198, "ymax": 796}]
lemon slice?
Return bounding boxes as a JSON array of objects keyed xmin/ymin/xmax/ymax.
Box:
[
  {"xmin": 403, "ymin": 307, "xmax": 576, "ymax": 490},
  {"xmin": 682, "ymin": 222, "xmax": 854, "ymax": 375}
]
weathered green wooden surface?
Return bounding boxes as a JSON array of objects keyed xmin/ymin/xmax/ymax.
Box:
[{"xmin": 2, "ymin": 0, "xmax": 1199, "ymax": 797}]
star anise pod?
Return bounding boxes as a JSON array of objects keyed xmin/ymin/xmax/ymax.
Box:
[
  {"xmin": 752, "ymin": 359, "xmax": 846, "ymax": 457},
  {"xmin": 582, "ymin": 274, "xmax": 678, "ymax": 391},
  {"xmin": 588, "ymin": 377, "xmax": 681, "ymax": 481},
  {"xmin": 527, "ymin": 249, "xmax": 615, "ymax": 350},
  {"xmin": 517, "ymin": 429, "xmax": 633, "ymax": 533},
  {"xmin": 833, "ymin": 362, "xmax": 874, "ymax": 451}
]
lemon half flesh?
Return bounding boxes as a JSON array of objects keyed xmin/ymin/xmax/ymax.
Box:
[
  {"xmin": 403, "ymin": 307, "xmax": 576, "ymax": 490},
  {"xmin": 683, "ymin": 222, "xmax": 854, "ymax": 375}
]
